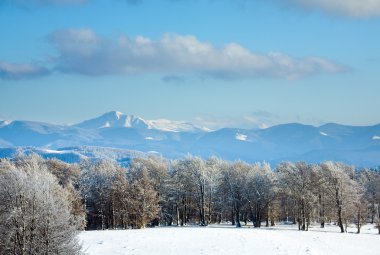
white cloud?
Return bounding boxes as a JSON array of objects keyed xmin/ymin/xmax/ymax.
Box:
[
  {"xmin": 280, "ymin": 0, "xmax": 380, "ymax": 18},
  {"xmin": 48, "ymin": 29, "xmax": 345, "ymax": 79},
  {"xmin": 0, "ymin": 61, "xmax": 50, "ymax": 80}
]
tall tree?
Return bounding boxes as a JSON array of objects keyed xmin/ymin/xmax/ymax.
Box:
[
  {"xmin": 320, "ymin": 162, "xmax": 360, "ymax": 233},
  {"xmin": 129, "ymin": 162, "xmax": 159, "ymax": 229},
  {"xmin": 246, "ymin": 163, "xmax": 276, "ymax": 228},
  {"xmin": 220, "ymin": 161, "xmax": 250, "ymax": 228},
  {"xmin": 0, "ymin": 155, "xmax": 83, "ymax": 255},
  {"xmin": 276, "ymin": 162, "xmax": 316, "ymax": 231}
]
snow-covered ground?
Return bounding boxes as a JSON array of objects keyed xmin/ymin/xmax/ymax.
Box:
[{"xmin": 79, "ymin": 223, "xmax": 379, "ymax": 255}]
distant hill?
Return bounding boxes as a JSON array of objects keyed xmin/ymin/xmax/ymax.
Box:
[{"xmin": 0, "ymin": 111, "xmax": 379, "ymax": 167}]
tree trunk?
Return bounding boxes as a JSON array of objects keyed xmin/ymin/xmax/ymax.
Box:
[
  {"xmin": 336, "ymin": 198, "xmax": 344, "ymax": 233},
  {"xmin": 200, "ymin": 184, "xmax": 206, "ymax": 226},
  {"xmin": 208, "ymin": 186, "xmax": 213, "ymax": 224},
  {"xmin": 235, "ymin": 203, "xmax": 241, "ymax": 228},
  {"xmin": 357, "ymin": 209, "xmax": 361, "ymax": 234},
  {"xmin": 254, "ymin": 207, "xmax": 260, "ymax": 228},
  {"xmin": 301, "ymin": 200, "xmax": 306, "ymax": 231},
  {"xmin": 319, "ymin": 193, "xmax": 325, "ymax": 228}
]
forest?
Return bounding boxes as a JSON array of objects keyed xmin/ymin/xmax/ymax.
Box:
[{"xmin": 1, "ymin": 154, "xmax": 380, "ymax": 254}]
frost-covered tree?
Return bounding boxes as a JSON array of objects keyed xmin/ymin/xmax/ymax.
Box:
[
  {"xmin": 44, "ymin": 158, "xmax": 85, "ymax": 229},
  {"xmin": 179, "ymin": 156, "xmax": 208, "ymax": 226},
  {"xmin": 205, "ymin": 157, "xmax": 222, "ymax": 224},
  {"xmin": 0, "ymin": 155, "xmax": 83, "ymax": 255},
  {"xmin": 358, "ymin": 168, "xmax": 380, "ymax": 232},
  {"xmin": 276, "ymin": 162, "xmax": 317, "ymax": 231},
  {"xmin": 169, "ymin": 159, "xmax": 197, "ymax": 226},
  {"xmin": 320, "ymin": 162, "xmax": 361, "ymax": 233},
  {"xmin": 246, "ymin": 163, "xmax": 276, "ymax": 228},
  {"xmin": 129, "ymin": 162, "xmax": 159, "ymax": 228},
  {"xmin": 132, "ymin": 156, "xmax": 170, "ymax": 226},
  {"xmin": 79, "ymin": 159, "xmax": 125, "ymax": 229},
  {"xmin": 44, "ymin": 158, "xmax": 80, "ymax": 188},
  {"xmin": 170, "ymin": 158, "xmax": 203, "ymax": 226},
  {"xmin": 220, "ymin": 161, "xmax": 250, "ymax": 228}
]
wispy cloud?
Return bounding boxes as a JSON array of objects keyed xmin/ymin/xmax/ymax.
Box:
[
  {"xmin": 276, "ymin": 0, "xmax": 380, "ymax": 18},
  {"xmin": 48, "ymin": 28, "xmax": 345, "ymax": 80},
  {"xmin": 0, "ymin": 61, "xmax": 50, "ymax": 80}
]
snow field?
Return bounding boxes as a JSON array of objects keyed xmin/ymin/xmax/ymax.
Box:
[{"xmin": 79, "ymin": 223, "xmax": 380, "ymax": 255}]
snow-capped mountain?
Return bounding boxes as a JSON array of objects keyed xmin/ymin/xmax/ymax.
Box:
[
  {"xmin": 147, "ymin": 119, "xmax": 211, "ymax": 133},
  {"xmin": 0, "ymin": 111, "xmax": 380, "ymax": 167},
  {"xmin": 75, "ymin": 111, "xmax": 149, "ymax": 130},
  {"xmin": 75, "ymin": 111, "xmax": 208, "ymax": 133}
]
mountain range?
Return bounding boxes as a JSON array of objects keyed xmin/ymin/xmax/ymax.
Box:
[{"xmin": 1, "ymin": 111, "xmax": 380, "ymax": 167}]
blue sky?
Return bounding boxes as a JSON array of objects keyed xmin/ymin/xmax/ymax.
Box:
[{"xmin": 1, "ymin": 0, "xmax": 380, "ymax": 129}]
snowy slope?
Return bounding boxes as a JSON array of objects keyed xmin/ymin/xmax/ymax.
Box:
[
  {"xmin": 1, "ymin": 112, "xmax": 380, "ymax": 167},
  {"xmin": 75, "ymin": 111, "xmax": 208, "ymax": 133},
  {"xmin": 0, "ymin": 146, "xmax": 144, "ymax": 165},
  {"xmin": 79, "ymin": 223, "xmax": 380, "ymax": 255},
  {"xmin": 75, "ymin": 111, "xmax": 149, "ymax": 130},
  {"xmin": 147, "ymin": 119, "xmax": 210, "ymax": 133}
]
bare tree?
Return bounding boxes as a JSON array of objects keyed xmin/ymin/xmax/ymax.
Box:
[
  {"xmin": 276, "ymin": 162, "xmax": 316, "ymax": 231},
  {"xmin": 80, "ymin": 159, "xmax": 124, "ymax": 229},
  {"xmin": 129, "ymin": 161, "xmax": 159, "ymax": 229},
  {"xmin": 220, "ymin": 161, "xmax": 250, "ymax": 228},
  {"xmin": 132, "ymin": 156, "xmax": 170, "ymax": 226},
  {"xmin": 246, "ymin": 163, "xmax": 276, "ymax": 228},
  {"xmin": 320, "ymin": 162, "xmax": 360, "ymax": 233}
]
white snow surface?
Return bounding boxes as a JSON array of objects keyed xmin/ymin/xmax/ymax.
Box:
[
  {"xmin": 147, "ymin": 119, "xmax": 211, "ymax": 133},
  {"xmin": 76, "ymin": 111, "xmax": 149, "ymax": 130},
  {"xmin": 79, "ymin": 223, "xmax": 380, "ymax": 255},
  {"xmin": 76, "ymin": 111, "xmax": 210, "ymax": 132},
  {"xmin": 236, "ymin": 133, "xmax": 248, "ymax": 141},
  {"xmin": 42, "ymin": 149, "xmax": 65, "ymax": 154},
  {"xmin": 0, "ymin": 120, "xmax": 12, "ymax": 127}
]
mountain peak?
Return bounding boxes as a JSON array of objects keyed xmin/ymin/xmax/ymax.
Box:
[
  {"xmin": 74, "ymin": 111, "xmax": 210, "ymax": 132},
  {"xmin": 0, "ymin": 120, "xmax": 12, "ymax": 128},
  {"xmin": 103, "ymin": 111, "xmax": 124, "ymax": 120},
  {"xmin": 75, "ymin": 111, "xmax": 149, "ymax": 129}
]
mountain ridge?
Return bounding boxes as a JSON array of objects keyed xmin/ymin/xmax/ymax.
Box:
[{"xmin": 0, "ymin": 111, "xmax": 379, "ymax": 167}]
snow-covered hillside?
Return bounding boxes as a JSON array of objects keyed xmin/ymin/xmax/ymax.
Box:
[
  {"xmin": 0, "ymin": 146, "xmax": 144, "ymax": 166},
  {"xmin": 75, "ymin": 111, "xmax": 149, "ymax": 130},
  {"xmin": 75, "ymin": 111, "xmax": 207, "ymax": 132},
  {"xmin": 79, "ymin": 223, "xmax": 380, "ymax": 255},
  {"xmin": 1, "ymin": 111, "xmax": 380, "ymax": 167},
  {"xmin": 147, "ymin": 119, "xmax": 210, "ymax": 133}
]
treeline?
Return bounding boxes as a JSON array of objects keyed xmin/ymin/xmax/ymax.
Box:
[
  {"xmin": 1, "ymin": 154, "xmax": 380, "ymax": 253},
  {"xmin": 77, "ymin": 156, "xmax": 380, "ymax": 234}
]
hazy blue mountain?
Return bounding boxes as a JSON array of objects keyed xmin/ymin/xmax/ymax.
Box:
[
  {"xmin": 0, "ymin": 146, "xmax": 144, "ymax": 166},
  {"xmin": 0, "ymin": 111, "xmax": 379, "ymax": 167}
]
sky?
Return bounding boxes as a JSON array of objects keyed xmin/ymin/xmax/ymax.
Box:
[{"xmin": 1, "ymin": 0, "xmax": 380, "ymax": 129}]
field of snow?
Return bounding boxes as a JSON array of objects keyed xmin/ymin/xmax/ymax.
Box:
[{"xmin": 79, "ymin": 223, "xmax": 379, "ymax": 255}]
